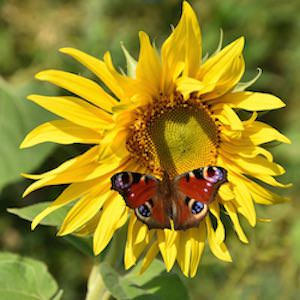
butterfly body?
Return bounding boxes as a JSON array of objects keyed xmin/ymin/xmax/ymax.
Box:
[{"xmin": 111, "ymin": 166, "xmax": 227, "ymax": 230}]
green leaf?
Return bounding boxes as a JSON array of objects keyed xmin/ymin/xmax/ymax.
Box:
[
  {"xmin": 233, "ymin": 68, "xmax": 262, "ymax": 92},
  {"xmin": 8, "ymin": 202, "xmax": 94, "ymax": 257},
  {"xmin": 99, "ymin": 259, "xmax": 189, "ymax": 300},
  {"xmin": 0, "ymin": 78, "xmax": 55, "ymax": 192},
  {"xmin": 7, "ymin": 202, "xmax": 69, "ymax": 227},
  {"xmin": 290, "ymin": 218, "xmax": 300, "ymax": 265},
  {"xmin": 0, "ymin": 252, "xmax": 62, "ymax": 300},
  {"xmin": 62, "ymin": 235, "xmax": 94, "ymax": 257},
  {"xmin": 99, "ymin": 262, "xmax": 129, "ymax": 300},
  {"xmin": 120, "ymin": 43, "xmax": 137, "ymax": 78}
]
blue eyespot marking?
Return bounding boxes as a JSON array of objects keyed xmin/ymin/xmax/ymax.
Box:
[
  {"xmin": 115, "ymin": 172, "xmax": 132, "ymax": 189},
  {"xmin": 137, "ymin": 204, "xmax": 151, "ymax": 217},
  {"xmin": 204, "ymin": 166, "xmax": 226, "ymax": 183},
  {"xmin": 191, "ymin": 201, "xmax": 204, "ymax": 214}
]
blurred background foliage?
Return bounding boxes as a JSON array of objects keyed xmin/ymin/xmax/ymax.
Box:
[{"xmin": 0, "ymin": 0, "xmax": 299, "ymax": 299}]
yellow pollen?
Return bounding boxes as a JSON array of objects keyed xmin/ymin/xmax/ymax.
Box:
[{"xmin": 126, "ymin": 93, "xmax": 220, "ymax": 177}]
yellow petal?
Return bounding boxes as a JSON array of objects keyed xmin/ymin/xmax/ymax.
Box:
[
  {"xmin": 93, "ymin": 196, "xmax": 128, "ymax": 255},
  {"xmin": 181, "ymin": 1, "xmax": 202, "ymax": 77},
  {"xmin": 31, "ymin": 179, "xmax": 100, "ymax": 230},
  {"xmin": 115, "ymin": 207, "xmax": 130, "ymax": 228},
  {"xmin": 134, "ymin": 221, "xmax": 149, "ymax": 245},
  {"xmin": 220, "ymin": 126, "xmax": 242, "ymax": 141},
  {"xmin": 246, "ymin": 121, "xmax": 291, "ymax": 145},
  {"xmin": 218, "ymin": 92, "xmax": 286, "ymax": 111},
  {"xmin": 222, "ymin": 152, "xmax": 285, "ymax": 177},
  {"xmin": 161, "ymin": 1, "xmax": 201, "ymax": 92},
  {"xmin": 59, "ymin": 47, "xmax": 126, "ymax": 100},
  {"xmin": 220, "ymin": 154, "xmax": 291, "ymax": 189},
  {"xmin": 58, "ymin": 188, "xmax": 111, "ymax": 236},
  {"xmin": 23, "ymin": 154, "xmax": 127, "ymax": 196},
  {"xmin": 164, "ymin": 227, "xmax": 178, "ymax": 246},
  {"xmin": 245, "ymin": 180, "xmax": 290, "ymax": 204},
  {"xmin": 209, "ymin": 202, "xmax": 225, "ymax": 244},
  {"xmin": 102, "ymin": 127, "xmax": 129, "ymax": 159},
  {"xmin": 190, "ymin": 223, "xmax": 206, "ymax": 277},
  {"xmin": 221, "ymin": 143, "xmax": 273, "ymax": 162},
  {"xmin": 176, "ymin": 77, "xmax": 204, "ymax": 99},
  {"xmin": 198, "ymin": 37, "xmax": 245, "ymax": 99},
  {"xmin": 23, "ymin": 146, "xmax": 99, "ymax": 181},
  {"xmin": 177, "ymin": 231, "xmax": 191, "ymax": 277},
  {"xmin": 218, "ymin": 183, "xmax": 235, "ymax": 201},
  {"xmin": 75, "ymin": 212, "xmax": 101, "ymax": 236},
  {"xmin": 124, "ymin": 214, "xmax": 150, "ymax": 269},
  {"xmin": 140, "ymin": 241, "xmax": 159, "ymax": 274},
  {"xmin": 35, "ymin": 70, "xmax": 117, "ymax": 112},
  {"xmin": 205, "ymin": 217, "xmax": 232, "ymax": 262},
  {"xmin": 103, "ymin": 51, "xmax": 137, "ymax": 99},
  {"xmin": 176, "ymin": 226, "xmax": 206, "ymax": 277},
  {"xmin": 20, "ymin": 120, "xmax": 102, "ymax": 148},
  {"xmin": 27, "ymin": 95, "xmax": 112, "ymax": 129},
  {"xmin": 223, "ymin": 201, "xmax": 248, "ymax": 243},
  {"xmin": 157, "ymin": 229, "xmax": 179, "ymax": 271},
  {"xmin": 214, "ymin": 104, "xmax": 244, "ymax": 130},
  {"xmin": 254, "ymin": 174, "xmax": 292, "ymax": 188},
  {"xmin": 231, "ymin": 176, "xmax": 256, "ymax": 227},
  {"xmin": 136, "ymin": 31, "xmax": 162, "ymax": 96},
  {"xmin": 125, "ymin": 214, "xmax": 137, "ymax": 268}
]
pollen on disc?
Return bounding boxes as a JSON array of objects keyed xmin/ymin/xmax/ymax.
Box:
[
  {"xmin": 126, "ymin": 95, "xmax": 219, "ymax": 177},
  {"xmin": 150, "ymin": 105, "xmax": 218, "ymax": 177}
]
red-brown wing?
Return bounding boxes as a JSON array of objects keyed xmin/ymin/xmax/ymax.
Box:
[
  {"xmin": 111, "ymin": 172, "xmax": 158, "ymax": 208},
  {"xmin": 172, "ymin": 166, "xmax": 227, "ymax": 230},
  {"xmin": 176, "ymin": 166, "xmax": 227, "ymax": 204},
  {"xmin": 111, "ymin": 172, "xmax": 170, "ymax": 229}
]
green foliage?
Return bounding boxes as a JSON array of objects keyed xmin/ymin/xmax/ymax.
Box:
[
  {"xmin": 0, "ymin": 252, "xmax": 62, "ymax": 300},
  {"xmin": 99, "ymin": 260, "xmax": 189, "ymax": 300},
  {"xmin": 8, "ymin": 202, "xmax": 94, "ymax": 257},
  {"xmin": 0, "ymin": 79, "xmax": 54, "ymax": 192},
  {"xmin": 8, "ymin": 202, "xmax": 69, "ymax": 227}
]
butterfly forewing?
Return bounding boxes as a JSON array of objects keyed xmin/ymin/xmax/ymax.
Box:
[
  {"xmin": 111, "ymin": 172, "xmax": 170, "ymax": 229},
  {"xmin": 111, "ymin": 172, "xmax": 158, "ymax": 208},
  {"xmin": 176, "ymin": 166, "xmax": 227, "ymax": 204}
]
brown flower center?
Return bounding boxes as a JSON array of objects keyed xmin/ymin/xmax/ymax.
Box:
[{"xmin": 126, "ymin": 93, "xmax": 220, "ymax": 177}]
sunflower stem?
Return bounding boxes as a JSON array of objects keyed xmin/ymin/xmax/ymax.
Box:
[
  {"xmin": 85, "ymin": 263, "xmax": 111, "ymax": 300},
  {"xmin": 105, "ymin": 225, "xmax": 127, "ymax": 269}
]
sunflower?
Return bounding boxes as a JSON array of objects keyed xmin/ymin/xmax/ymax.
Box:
[{"xmin": 21, "ymin": 1, "xmax": 290, "ymax": 277}]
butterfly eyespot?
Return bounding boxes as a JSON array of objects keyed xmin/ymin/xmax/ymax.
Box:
[
  {"xmin": 206, "ymin": 166, "xmax": 216, "ymax": 177},
  {"xmin": 114, "ymin": 172, "xmax": 133, "ymax": 189},
  {"xmin": 203, "ymin": 166, "xmax": 226, "ymax": 183},
  {"xmin": 186, "ymin": 198, "xmax": 207, "ymax": 216},
  {"xmin": 191, "ymin": 201, "xmax": 205, "ymax": 215},
  {"xmin": 135, "ymin": 202, "xmax": 152, "ymax": 220}
]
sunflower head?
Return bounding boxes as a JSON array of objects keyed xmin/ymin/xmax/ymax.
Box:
[{"xmin": 21, "ymin": 1, "xmax": 290, "ymax": 277}]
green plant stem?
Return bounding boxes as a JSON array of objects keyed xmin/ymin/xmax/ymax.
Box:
[
  {"xmin": 85, "ymin": 226, "xmax": 127, "ymax": 299},
  {"xmin": 104, "ymin": 225, "xmax": 127, "ymax": 269},
  {"xmin": 85, "ymin": 264, "xmax": 111, "ymax": 300}
]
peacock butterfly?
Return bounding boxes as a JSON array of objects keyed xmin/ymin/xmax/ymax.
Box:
[{"xmin": 110, "ymin": 166, "xmax": 227, "ymax": 230}]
